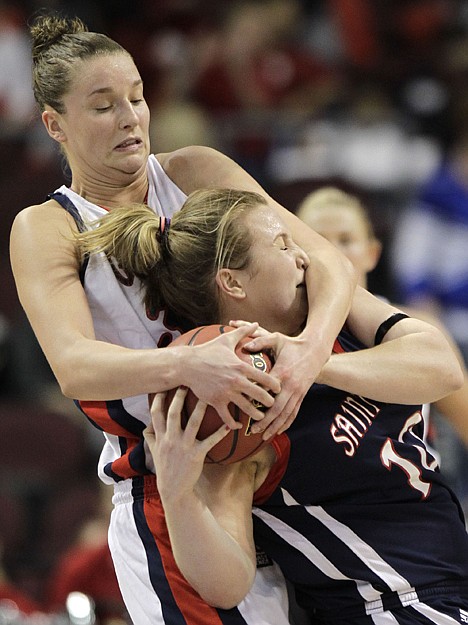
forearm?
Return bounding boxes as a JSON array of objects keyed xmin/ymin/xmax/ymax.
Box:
[
  {"xmin": 299, "ymin": 249, "xmax": 355, "ymax": 360},
  {"xmin": 53, "ymin": 338, "xmax": 184, "ymax": 400},
  {"xmin": 318, "ymin": 331, "xmax": 463, "ymax": 404},
  {"xmin": 163, "ymin": 495, "xmax": 256, "ymax": 608}
]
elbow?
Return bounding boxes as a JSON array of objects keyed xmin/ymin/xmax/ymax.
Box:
[
  {"xmin": 55, "ymin": 367, "xmax": 87, "ymax": 399},
  {"xmin": 199, "ymin": 584, "xmax": 253, "ymax": 610},
  {"xmin": 431, "ymin": 359, "xmax": 464, "ymax": 402},
  {"xmin": 191, "ymin": 566, "xmax": 255, "ymax": 610},
  {"xmin": 56, "ymin": 371, "xmax": 79, "ymax": 398},
  {"xmin": 447, "ymin": 361, "xmax": 464, "ymax": 394}
]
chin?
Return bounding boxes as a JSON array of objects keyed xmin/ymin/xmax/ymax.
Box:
[{"xmin": 117, "ymin": 158, "xmax": 147, "ymax": 176}]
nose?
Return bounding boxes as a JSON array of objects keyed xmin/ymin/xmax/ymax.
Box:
[
  {"xmin": 118, "ymin": 100, "xmax": 139, "ymax": 129},
  {"xmin": 296, "ymin": 248, "xmax": 309, "ymax": 270}
]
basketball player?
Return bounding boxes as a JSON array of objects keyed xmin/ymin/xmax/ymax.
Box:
[
  {"xmin": 77, "ymin": 188, "xmax": 467, "ymax": 625},
  {"xmin": 9, "ymin": 13, "xmax": 357, "ymax": 625}
]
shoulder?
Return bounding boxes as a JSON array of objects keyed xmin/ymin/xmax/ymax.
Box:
[
  {"xmin": 156, "ymin": 145, "xmax": 225, "ymax": 170},
  {"xmin": 155, "ymin": 146, "xmax": 239, "ymax": 195},
  {"xmin": 10, "ymin": 199, "xmax": 79, "ymax": 254},
  {"xmin": 12, "ymin": 198, "xmax": 76, "ymax": 232}
]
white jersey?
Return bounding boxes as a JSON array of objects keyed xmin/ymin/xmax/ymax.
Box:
[
  {"xmin": 50, "ymin": 154, "xmax": 291, "ymax": 625},
  {"xmin": 53, "ymin": 155, "xmax": 186, "ymax": 484}
]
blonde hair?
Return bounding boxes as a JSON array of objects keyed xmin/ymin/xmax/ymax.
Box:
[
  {"xmin": 296, "ymin": 187, "xmax": 376, "ymax": 241},
  {"xmin": 76, "ymin": 189, "xmax": 267, "ymax": 326}
]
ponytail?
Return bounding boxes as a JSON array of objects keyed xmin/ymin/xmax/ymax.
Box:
[{"xmin": 75, "ymin": 203, "xmax": 163, "ymax": 278}]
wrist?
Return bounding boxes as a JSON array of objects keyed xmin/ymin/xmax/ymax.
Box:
[{"xmin": 297, "ymin": 324, "xmax": 333, "ymax": 365}]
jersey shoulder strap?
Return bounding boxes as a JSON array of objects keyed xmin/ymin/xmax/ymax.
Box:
[
  {"xmin": 48, "ymin": 191, "xmax": 88, "ymax": 281},
  {"xmin": 48, "ymin": 191, "xmax": 87, "ymax": 233}
]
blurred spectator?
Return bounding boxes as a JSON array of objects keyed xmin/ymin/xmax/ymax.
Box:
[
  {"xmin": 325, "ymin": 0, "xmax": 458, "ymax": 77},
  {"xmin": 147, "ymin": 28, "xmax": 221, "ymax": 153},
  {"xmin": 392, "ymin": 132, "xmax": 468, "ymax": 355},
  {"xmin": 267, "ymin": 82, "xmax": 440, "ymax": 191},
  {"xmin": 391, "ymin": 131, "xmax": 468, "ymax": 507},
  {"xmin": 0, "ymin": 3, "xmax": 36, "ymax": 139},
  {"xmin": 193, "ymin": 0, "xmax": 335, "ymax": 114},
  {"xmin": 191, "ymin": 0, "xmax": 340, "ymax": 183},
  {"xmin": 46, "ymin": 483, "xmax": 128, "ymax": 625},
  {"xmin": 0, "ymin": 540, "xmax": 42, "ymax": 617}
]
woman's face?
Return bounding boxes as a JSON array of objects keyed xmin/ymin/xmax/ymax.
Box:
[
  {"xmin": 232, "ymin": 206, "xmax": 309, "ymax": 335},
  {"xmin": 300, "ymin": 205, "xmax": 379, "ymax": 287},
  {"xmin": 48, "ymin": 53, "xmax": 150, "ymax": 184}
]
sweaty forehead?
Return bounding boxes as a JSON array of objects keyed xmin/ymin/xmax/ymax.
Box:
[{"xmin": 250, "ymin": 205, "xmax": 286, "ymax": 238}]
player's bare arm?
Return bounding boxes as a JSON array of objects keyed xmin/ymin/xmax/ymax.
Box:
[
  {"xmin": 317, "ymin": 286, "xmax": 463, "ymax": 404},
  {"xmin": 144, "ymin": 389, "xmax": 267, "ymax": 608},
  {"xmin": 10, "ymin": 202, "xmax": 280, "ymax": 416}
]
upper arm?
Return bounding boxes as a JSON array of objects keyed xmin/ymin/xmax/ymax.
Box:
[
  {"xmin": 9, "ymin": 202, "xmax": 96, "ymax": 375},
  {"xmin": 344, "ymin": 286, "xmax": 440, "ymax": 347},
  {"xmin": 158, "ymin": 146, "xmax": 355, "ymax": 263}
]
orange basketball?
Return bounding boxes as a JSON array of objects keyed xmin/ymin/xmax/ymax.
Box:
[{"xmin": 151, "ymin": 325, "xmax": 273, "ymax": 464}]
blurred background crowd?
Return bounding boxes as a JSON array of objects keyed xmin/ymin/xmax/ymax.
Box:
[{"xmin": 1, "ymin": 0, "xmax": 468, "ymax": 622}]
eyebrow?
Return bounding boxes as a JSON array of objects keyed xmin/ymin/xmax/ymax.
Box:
[
  {"xmin": 87, "ymin": 79, "xmax": 143, "ymax": 98},
  {"xmin": 273, "ymin": 232, "xmax": 288, "ymax": 244}
]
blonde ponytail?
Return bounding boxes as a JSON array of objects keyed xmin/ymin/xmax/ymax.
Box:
[{"xmin": 75, "ymin": 203, "xmax": 163, "ymax": 277}]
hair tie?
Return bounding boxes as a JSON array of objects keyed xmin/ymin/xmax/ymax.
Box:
[{"xmin": 158, "ymin": 216, "xmax": 171, "ymax": 254}]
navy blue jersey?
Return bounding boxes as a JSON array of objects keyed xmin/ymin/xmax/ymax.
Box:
[{"xmin": 253, "ymin": 330, "xmax": 468, "ymax": 621}]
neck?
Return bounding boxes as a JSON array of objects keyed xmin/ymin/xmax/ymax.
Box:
[{"xmin": 70, "ymin": 172, "xmax": 149, "ymax": 209}]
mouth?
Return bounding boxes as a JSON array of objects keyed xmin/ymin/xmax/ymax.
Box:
[{"xmin": 115, "ymin": 137, "xmax": 142, "ymax": 150}]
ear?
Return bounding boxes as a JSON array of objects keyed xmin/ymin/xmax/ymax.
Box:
[
  {"xmin": 215, "ymin": 268, "xmax": 246, "ymax": 301},
  {"xmin": 42, "ymin": 108, "xmax": 67, "ymax": 143}
]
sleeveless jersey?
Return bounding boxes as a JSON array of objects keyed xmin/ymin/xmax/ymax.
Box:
[
  {"xmin": 253, "ymin": 330, "xmax": 468, "ymax": 622},
  {"xmin": 51, "ymin": 155, "xmax": 187, "ymax": 485},
  {"xmin": 50, "ymin": 156, "xmax": 292, "ymax": 625}
]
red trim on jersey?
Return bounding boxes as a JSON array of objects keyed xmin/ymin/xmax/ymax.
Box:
[
  {"xmin": 332, "ymin": 337, "xmax": 345, "ymax": 354},
  {"xmin": 253, "ymin": 433, "xmax": 290, "ymax": 505},
  {"xmin": 108, "ymin": 441, "xmax": 140, "ymax": 480},
  {"xmin": 143, "ymin": 483, "xmax": 226, "ymax": 624},
  {"xmin": 78, "ymin": 400, "xmax": 135, "ymax": 436}
]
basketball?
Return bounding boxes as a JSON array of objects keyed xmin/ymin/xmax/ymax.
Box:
[{"xmin": 152, "ymin": 325, "xmax": 274, "ymax": 464}]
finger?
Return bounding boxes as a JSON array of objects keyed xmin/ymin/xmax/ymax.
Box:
[
  {"xmin": 233, "ymin": 393, "xmax": 271, "ymax": 423},
  {"xmin": 228, "ymin": 319, "xmax": 263, "ymax": 338},
  {"xmin": 249, "ymin": 390, "xmax": 292, "ymax": 435},
  {"xmin": 151, "ymin": 392, "xmax": 168, "ymax": 434},
  {"xmin": 242, "ymin": 334, "xmax": 276, "ymax": 353},
  {"xmin": 240, "ymin": 378, "xmax": 278, "ymax": 409},
  {"xmin": 234, "ymin": 356, "xmax": 281, "ymax": 395},
  {"xmin": 165, "ymin": 386, "xmax": 189, "ymax": 434},
  {"xmin": 228, "ymin": 319, "xmax": 256, "ymax": 329},
  {"xmin": 200, "ymin": 422, "xmax": 231, "ymax": 453},
  {"xmin": 230, "ymin": 320, "xmax": 271, "ymax": 340},
  {"xmin": 214, "ymin": 403, "xmax": 242, "ymax": 429},
  {"xmin": 276, "ymin": 397, "xmax": 302, "ymax": 435},
  {"xmin": 263, "ymin": 397, "xmax": 302, "ymax": 440},
  {"xmin": 142, "ymin": 424, "xmax": 155, "ymax": 445},
  {"xmin": 225, "ymin": 322, "xmax": 259, "ymax": 346},
  {"xmin": 183, "ymin": 399, "xmax": 208, "ymax": 437}
]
